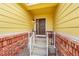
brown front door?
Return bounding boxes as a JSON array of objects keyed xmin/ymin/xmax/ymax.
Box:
[{"xmin": 36, "ymin": 18, "xmax": 46, "ymax": 35}]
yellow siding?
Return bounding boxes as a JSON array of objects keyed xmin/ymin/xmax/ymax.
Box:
[
  {"xmin": 0, "ymin": 3, "xmax": 33, "ymax": 32},
  {"xmin": 55, "ymin": 3, "xmax": 79, "ymax": 36}
]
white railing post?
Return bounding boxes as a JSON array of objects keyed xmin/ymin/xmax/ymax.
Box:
[
  {"xmin": 54, "ymin": 32, "xmax": 56, "ymax": 48},
  {"xmin": 32, "ymin": 32, "xmax": 35, "ymax": 44},
  {"xmin": 29, "ymin": 31, "xmax": 35, "ymax": 56},
  {"xmin": 28, "ymin": 32, "xmax": 31, "ymax": 56},
  {"xmin": 46, "ymin": 32, "xmax": 48, "ymax": 56}
]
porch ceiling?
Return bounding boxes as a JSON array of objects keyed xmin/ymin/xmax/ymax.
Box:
[
  {"xmin": 26, "ymin": 3, "xmax": 58, "ymax": 10},
  {"xmin": 26, "ymin": 3, "xmax": 58, "ymax": 15},
  {"xmin": 18, "ymin": 3, "xmax": 58, "ymax": 16}
]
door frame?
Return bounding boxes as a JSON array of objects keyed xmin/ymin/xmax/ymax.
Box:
[{"xmin": 35, "ymin": 18, "xmax": 46, "ymax": 35}]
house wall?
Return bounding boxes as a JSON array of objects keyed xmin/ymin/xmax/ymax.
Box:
[
  {"xmin": 55, "ymin": 3, "xmax": 79, "ymax": 36},
  {"xmin": 0, "ymin": 3, "xmax": 33, "ymax": 33},
  {"xmin": 55, "ymin": 3, "xmax": 79, "ymax": 56},
  {"xmin": 0, "ymin": 3, "xmax": 32, "ymax": 56}
]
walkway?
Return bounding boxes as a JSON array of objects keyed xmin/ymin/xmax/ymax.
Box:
[{"xmin": 31, "ymin": 35, "xmax": 47, "ymax": 56}]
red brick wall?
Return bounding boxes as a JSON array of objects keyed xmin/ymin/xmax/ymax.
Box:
[
  {"xmin": 0, "ymin": 33, "xmax": 28, "ymax": 56},
  {"xmin": 55, "ymin": 33, "xmax": 79, "ymax": 56}
]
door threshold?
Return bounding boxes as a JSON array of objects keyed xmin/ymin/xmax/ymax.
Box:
[
  {"xmin": 35, "ymin": 35, "xmax": 46, "ymax": 38},
  {"xmin": 36, "ymin": 35, "xmax": 46, "ymax": 36}
]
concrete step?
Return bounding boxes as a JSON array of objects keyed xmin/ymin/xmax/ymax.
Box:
[
  {"xmin": 35, "ymin": 39, "xmax": 46, "ymax": 45},
  {"xmin": 35, "ymin": 35, "xmax": 46, "ymax": 38},
  {"xmin": 31, "ymin": 51, "xmax": 47, "ymax": 56},
  {"xmin": 31, "ymin": 44, "xmax": 47, "ymax": 49},
  {"xmin": 31, "ymin": 46, "xmax": 47, "ymax": 56},
  {"xmin": 31, "ymin": 35, "xmax": 47, "ymax": 56}
]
